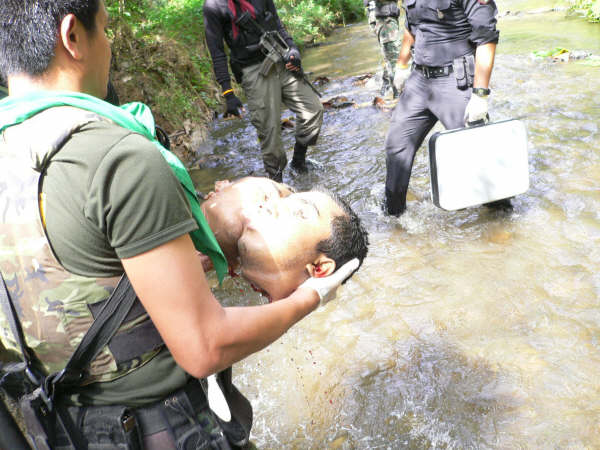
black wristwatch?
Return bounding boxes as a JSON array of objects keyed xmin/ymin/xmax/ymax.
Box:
[{"xmin": 472, "ymin": 87, "xmax": 491, "ymax": 97}]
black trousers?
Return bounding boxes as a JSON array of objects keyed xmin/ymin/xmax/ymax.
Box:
[
  {"xmin": 53, "ymin": 374, "xmax": 251, "ymax": 450},
  {"xmin": 384, "ymin": 69, "xmax": 472, "ymax": 215}
]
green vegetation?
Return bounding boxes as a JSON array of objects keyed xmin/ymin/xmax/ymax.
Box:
[
  {"xmin": 277, "ymin": 0, "xmax": 365, "ymax": 44},
  {"xmin": 105, "ymin": 0, "xmax": 364, "ymax": 153},
  {"xmin": 568, "ymin": 0, "xmax": 600, "ymax": 21}
]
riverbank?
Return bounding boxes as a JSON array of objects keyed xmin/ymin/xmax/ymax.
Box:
[
  {"xmin": 105, "ymin": 0, "xmax": 364, "ymax": 164},
  {"xmin": 106, "ymin": 0, "xmax": 598, "ymax": 164}
]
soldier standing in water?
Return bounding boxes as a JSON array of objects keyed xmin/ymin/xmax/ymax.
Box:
[{"xmin": 364, "ymin": 0, "xmax": 403, "ymax": 98}]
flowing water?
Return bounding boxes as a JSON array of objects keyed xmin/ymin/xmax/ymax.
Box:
[{"xmin": 193, "ymin": 3, "xmax": 600, "ymax": 448}]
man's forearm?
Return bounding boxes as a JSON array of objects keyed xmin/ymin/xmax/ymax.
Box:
[
  {"xmin": 204, "ymin": 9, "xmax": 232, "ymax": 92},
  {"xmin": 473, "ymin": 42, "xmax": 496, "ymax": 89},
  {"xmin": 209, "ymin": 288, "xmax": 319, "ymax": 373},
  {"xmin": 396, "ymin": 29, "xmax": 414, "ymax": 67},
  {"xmin": 123, "ymin": 234, "xmax": 320, "ymax": 379}
]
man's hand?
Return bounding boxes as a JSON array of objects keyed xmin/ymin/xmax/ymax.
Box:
[
  {"xmin": 224, "ymin": 92, "xmax": 244, "ymax": 117},
  {"xmin": 299, "ymin": 258, "xmax": 360, "ymax": 306},
  {"xmin": 464, "ymin": 91, "xmax": 489, "ymax": 125},
  {"xmin": 393, "ymin": 65, "xmax": 411, "ymax": 93},
  {"xmin": 285, "ymin": 48, "xmax": 302, "ymax": 73}
]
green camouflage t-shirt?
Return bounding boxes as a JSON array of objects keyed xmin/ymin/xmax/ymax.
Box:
[{"xmin": 42, "ymin": 120, "xmax": 196, "ymax": 405}]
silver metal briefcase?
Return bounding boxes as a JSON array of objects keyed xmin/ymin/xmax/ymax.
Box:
[{"xmin": 428, "ymin": 119, "xmax": 529, "ymax": 211}]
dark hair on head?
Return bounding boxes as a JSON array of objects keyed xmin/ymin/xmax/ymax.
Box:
[
  {"xmin": 316, "ymin": 189, "xmax": 369, "ymax": 284},
  {"xmin": 0, "ymin": 0, "xmax": 100, "ymax": 78}
]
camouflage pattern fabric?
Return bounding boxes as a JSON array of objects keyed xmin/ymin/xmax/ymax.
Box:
[
  {"xmin": 368, "ymin": 2, "xmax": 403, "ymax": 86},
  {"xmin": 0, "ymin": 106, "xmax": 162, "ymax": 384}
]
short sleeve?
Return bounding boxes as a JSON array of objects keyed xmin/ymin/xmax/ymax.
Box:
[
  {"xmin": 462, "ymin": 0, "xmax": 500, "ymax": 46},
  {"xmin": 85, "ymin": 132, "xmax": 198, "ymax": 259}
]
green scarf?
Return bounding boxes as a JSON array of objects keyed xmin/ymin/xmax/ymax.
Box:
[{"xmin": 0, "ymin": 91, "xmax": 227, "ymax": 283}]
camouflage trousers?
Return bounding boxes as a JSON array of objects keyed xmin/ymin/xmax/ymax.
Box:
[
  {"xmin": 241, "ymin": 60, "xmax": 323, "ymax": 178},
  {"xmin": 369, "ymin": 16, "xmax": 401, "ymax": 85}
]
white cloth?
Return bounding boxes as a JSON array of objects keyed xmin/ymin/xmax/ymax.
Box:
[{"xmin": 207, "ymin": 374, "xmax": 231, "ymax": 422}]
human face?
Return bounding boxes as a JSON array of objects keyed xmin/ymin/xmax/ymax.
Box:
[
  {"xmin": 237, "ymin": 191, "xmax": 343, "ymax": 300},
  {"xmin": 201, "ymin": 177, "xmax": 293, "ymax": 265},
  {"xmin": 81, "ymin": 1, "xmax": 111, "ymax": 98}
]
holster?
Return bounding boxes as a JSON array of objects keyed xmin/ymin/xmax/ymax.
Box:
[{"xmin": 452, "ymin": 54, "xmax": 475, "ymax": 90}]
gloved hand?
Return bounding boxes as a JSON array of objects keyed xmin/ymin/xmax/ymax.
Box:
[
  {"xmin": 224, "ymin": 92, "xmax": 243, "ymax": 117},
  {"xmin": 464, "ymin": 92, "xmax": 489, "ymax": 125},
  {"xmin": 393, "ymin": 65, "xmax": 411, "ymax": 93},
  {"xmin": 285, "ymin": 47, "xmax": 302, "ymax": 72},
  {"xmin": 367, "ymin": 0, "xmax": 376, "ymax": 10},
  {"xmin": 299, "ymin": 258, "xmax": 360, "ymax": 306}
]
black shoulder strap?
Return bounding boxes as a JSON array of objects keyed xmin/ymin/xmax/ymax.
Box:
[
  {"xmin": 53, "ymin": 274, "xmax": 138, "ymax": 387},
  {"xmin": 0, "ymin": 271, "xmax": 138, "ymax": 389}
]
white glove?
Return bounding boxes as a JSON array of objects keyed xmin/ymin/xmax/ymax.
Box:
[
  {"xmin": 464, "ymin": 92, "xmax": 489, "ymax": 125},
  {"xmin": 393, "ymin": 66, "xmax": 411, "ymax": 92},
  {"xmin": 367, "ymin": 1, "xmax": 376, "ymax": 10},
  {"xmin": 299, "ymin": 258, "xmax": 360, "ymax": 306}
]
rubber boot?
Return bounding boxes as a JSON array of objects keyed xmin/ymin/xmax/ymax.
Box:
[
  {"xmin": 290, "ymin": 142, "xmax": 308, "ymax": 173},
  {"xmin": 384, "ymin": 188, "xmax": 406, "ymax": 217},
  {"xmin": 268, "ymin": 169, "xmax": 283, "ymax": 183},
  {"xmin": 380, "ymin": 77, "xmax": 390, "ymax": 97},
  {"xmin": 484, "ymin": 197, "xmax": 513, "ymax": 211}
]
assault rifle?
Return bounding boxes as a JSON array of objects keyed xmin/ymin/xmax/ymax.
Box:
[{"xmin": 235, "ymin": 11, "xmax": 322, "ymax": 98}]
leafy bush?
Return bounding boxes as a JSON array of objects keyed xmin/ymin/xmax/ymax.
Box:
[
  {"xmin": 568, "ymin": 0, "xmax": 600, "ymax": 22},
  {"xmin": 277, "ymin": 0, "xmax": 365, "ymax": 43}
]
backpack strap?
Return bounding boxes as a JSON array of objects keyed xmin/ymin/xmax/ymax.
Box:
[
  {"xmin": 0, "ymin": 273, "xmax": 38, "ymax": 381},
  {"xmin": 51, "ymin": 274, "xmax": 138, "ymax": 388},
  {"xmin": 1, "ymin": 270, "xmax": 138, "ymax": 449}
]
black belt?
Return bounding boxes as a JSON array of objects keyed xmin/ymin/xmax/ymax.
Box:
[{"xmin": 412, "ymin": 63, "xmax": 453, "ymax": 79}]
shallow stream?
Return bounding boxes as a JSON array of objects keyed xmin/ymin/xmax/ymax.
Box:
[{"xmin": 194, "ymin": 3, "xmax": 600, "ymax": 448}]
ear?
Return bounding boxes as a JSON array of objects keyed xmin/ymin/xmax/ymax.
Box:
[
  {"xmin": 305, "ymin": 255, "xmax": 336, "ymax": 278},
  {"xmin": 59, "ymin": 14, "xmax": 85, "ymax": 61}
]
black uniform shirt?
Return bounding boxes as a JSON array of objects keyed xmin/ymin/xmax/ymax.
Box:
[
  {"xmin": 404, "ymin": 0, "xmax": 499, "ymax": 66},
  {"xmin": 203, "ymin": 0, "xmax": 295, "ymax": 92}
]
